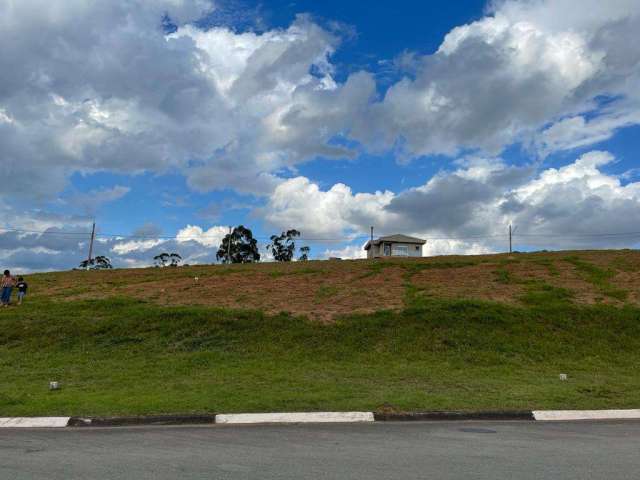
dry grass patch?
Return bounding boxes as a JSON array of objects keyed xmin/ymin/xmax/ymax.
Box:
[{"xmin": 21, "ymin": 250, "xmax": 640, "ymax": 320}]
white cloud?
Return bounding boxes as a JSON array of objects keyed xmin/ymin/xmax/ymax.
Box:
[
  {"xmin": 3, "ymin": 147, "xmax": 640, "ymax": 272},
  {"xmin": 422, "ymin": 240, "xmax": 495, "ymax": 257},
  {"xmin": 2, "ymin": 0, "xmax": 640, "ymax": 271},
  {"xmin": 322, "ymin": 244, "xmax": 366, "ymax": 260},
  {"xmin": 263, "ymin": 150, "xmax": 640, "ymax": 252},
  {"xmin": 262, "ymin": 176, "xmax": 395, "ymax": 238},
  {"xmin": 534, "ymin": 111, "xmax": 640, "ymax": 156},
  {"xmin": 112, "ymin": 239, "xmax": 164, "ymax": 255},
  {"xmin": 0, "ymin": 227, "xmax": 222, "ymax": 273},
  {"xmin": 1, "ymin": 0, "xmax": 639, "ymax": 206},
  {"xmin": 0, "ymin": 3, "xmax": 366, "ymax": 199},
  {"xmin": 176, "ymin": 224, "xmax": 228, "ymax": 247},
  {"xmin": 353, "ymin": 0, "xmax": 640, "ymax": 158}
]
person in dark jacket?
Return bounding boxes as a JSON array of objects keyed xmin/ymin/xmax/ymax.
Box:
[{"xmin": 16, "ymin": 276, "xmax": 28, "ymax": 306}]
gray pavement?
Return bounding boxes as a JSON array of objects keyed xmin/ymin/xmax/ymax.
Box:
[{"xmin": 1, "ymin": 421, "xmax": 639, "ymax": 479}]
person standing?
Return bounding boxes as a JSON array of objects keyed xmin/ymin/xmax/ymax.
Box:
[
  {"xmin": 1, "ymin": 270, "xmax": 15, "ymax": 307},
  {"xmin": 16, "ymin": 276, "xmax": 28, "ymax": 305}
]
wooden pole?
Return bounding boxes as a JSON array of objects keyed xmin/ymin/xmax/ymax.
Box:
[
  {"xmin": 87, "ymin": 221, "xmax": 96, "ymax": 269},
  {"xmin": 509, "ymin": 224, "xmax": 513, "ymax": 253}
]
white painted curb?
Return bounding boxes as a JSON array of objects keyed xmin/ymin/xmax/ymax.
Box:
[
  {"xmin": 533, "ymin": 409, "xmax": 640, "ymax": 421},
  {"xmin": 0, "ymin": 417, "xmax": 71, "ymax": 428},
  {"xmin": 215, "ymin": 412, "xmax": 375, "ymax": 425}
]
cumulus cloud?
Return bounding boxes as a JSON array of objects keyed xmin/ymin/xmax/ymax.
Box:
[
  {"xmin": 385, "ymin": 158, "xmax": 535, "ymax": 236},
  {"xmin": 0, "ymin": 2, "xmax": 373, "ymax": 200},
  {"xmin": 176, "ymin": 224, "xmax": 228, "ymax": 247},
  {"xmin": 111, "ymin": 239, "xmax": 165, "ymax": 255},
  {"xmin": 0, "ymin": 202, "xmax": 227, "ymax": 272},
  {"xmin": 322, "ymin": 244, "xmax": 367, "ymax": 260},
  {"xmin": 3, "ymin": 149, "xmax": 640, "ymax": 273},
  {"xmin": 354, "ymin": 0, "xmax": 640, "ymax": 158},
  {"xmin": 1, "ymin": 0, "xmax": 639, "ymax": 208},
  {"xmin": 534, "ymin": 110, "xmax": 640, "ymax": 156},
  {"xmin": 2, "ymin": 0, "xmax": 640, "ymax": 271},
  {"xmin": 262, "ymin": 150, "xmax": 640, "ymax": 251},
  {"xmin": 261, "ymin": 176, "xmax": 395, "ymax": 238}
]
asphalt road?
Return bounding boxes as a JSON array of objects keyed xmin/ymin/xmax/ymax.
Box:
[{"xmin": 1, "ymin": 421, "xmax": 639, "ymax": 479}]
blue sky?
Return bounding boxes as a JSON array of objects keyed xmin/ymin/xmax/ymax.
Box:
[{"xmin": 1, "ymin": 0, "xmax": 640, "ymax": 271}]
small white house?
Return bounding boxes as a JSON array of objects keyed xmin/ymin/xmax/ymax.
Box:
[{"xmin": 364, "ymin": 234, "xmax": 426, "ymax": 259}]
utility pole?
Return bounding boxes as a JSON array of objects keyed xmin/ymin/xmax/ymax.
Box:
[
  {"xmin": 227, "ymin": 225, "xmax": 232, "ymax": 265},
  {"xmin": 509, "ymin": 224, "xmax": 512, "ymax": 254},
  {"xmin": 87, "ymin": 221, "xmax": 96, "ymax": 270},
  {"xmin": 370, "ymin": 226, "xmax": 374, "ymax": 242}
]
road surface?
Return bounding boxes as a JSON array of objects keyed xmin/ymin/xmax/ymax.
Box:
[{"xmin": 1, "ymin": 421, "xmax": 639, "ymax": 479}]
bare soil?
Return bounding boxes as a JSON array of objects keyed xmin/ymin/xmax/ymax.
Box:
[{"xmin": 27, "ymin": 250, "xmax": 640, "ymax": 320}]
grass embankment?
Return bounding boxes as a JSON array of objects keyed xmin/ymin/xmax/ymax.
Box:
[{"xmin": 1, "ymin": 250, "xmax": 640, "ymax": 416}]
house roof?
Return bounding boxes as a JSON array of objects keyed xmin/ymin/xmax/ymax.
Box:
[{"xmin": 364, "ymin": 234, "xmax": 426, "ymax": 250}]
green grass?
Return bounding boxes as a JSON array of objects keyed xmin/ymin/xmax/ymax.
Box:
[
  {"xmin": 268, "ymin": 267, "xmax": 321, "ymax": 278},
  {"xmin": 532, "ymin": 258, "xmax": 561, "ymax": 276},
  {"xmin": 564, "ymin": 256, "xmax": 629, "ymax": 301},
  {"xmin": 2, "ymin": 295, "xmax": 640, "ymax": 416},
  {"xmin": 520, "ymin": 282, "xmax": 574, "ymax": 307},
  {"xmin": 359, "ymin": 259, "xmax": 478, "ymax": 280},
  {"xmin": 493, "ymin": 268, "xmax": 513, "ymax": 285},
  {"xmin": 314, "ymin": 285, "xmax": 339, "ymax": 301}
]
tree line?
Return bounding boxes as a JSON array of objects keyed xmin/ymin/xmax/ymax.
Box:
[{"xmin": 78, "ymin": 226, "xmax": 310, "ymax": 269}]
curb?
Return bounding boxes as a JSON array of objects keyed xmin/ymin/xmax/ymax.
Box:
[
  {"xmin": 68, "ymin": 414, "xmax": 217, "ymax": 427},
  {"xmin": 0, "ymin": 417, "xmax": 71, "ymax": 428},
  {"xmin": 532, "ymin": 409, "xmax": 640, "ymax": 422},
  {"xmin": 216, "ymin": 412, "xmax": 374, "ymax": 425},
  {"xmin": 2, "ymin": 409, "xmax": 640, "ymax": 428}
]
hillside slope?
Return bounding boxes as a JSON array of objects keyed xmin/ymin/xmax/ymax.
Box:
[
  {"xmin": 1, "ymin": 250, "xmax": 639, "ymax": 416},
  {"xmin": 26, "ymin": 250, "xmax": 640, "ymax": 321}
]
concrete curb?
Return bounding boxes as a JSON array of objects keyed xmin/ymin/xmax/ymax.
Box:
[
  {"xmin": 68, "ymin": 414, "xmax": 217, "ymax": 427},
  {"xmin": 0, "ymin": 417, "xmax": 71, "ymax": 428},
  {"xmin": 216, "ymin": 412, "xmax": 374, "ymax": 425},
  {"xmin": 533, "ymin": 409, "xmax": 640, "ymax": 422},
  {"xmin": 3, "ymin": 409, "xmax": 640, "ymax": 428}
]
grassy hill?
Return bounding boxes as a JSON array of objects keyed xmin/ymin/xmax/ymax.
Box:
[{"xmin": 1, "ymin": 250, "xmax": 640, "ymax": 416}]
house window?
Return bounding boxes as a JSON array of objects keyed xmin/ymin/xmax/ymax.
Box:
[
  {"xmin": 384, "ymin": 244, "xmax": 391, "ymax": 256},
  {"xmin": 415, "ymin": 246, "xmax": 420, "ymax": 251},
  {"xmin": 392, "ymin": 245, "xmax": 409, "ymax": 256}
]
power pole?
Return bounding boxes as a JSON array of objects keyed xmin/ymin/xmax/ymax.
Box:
[
  {"xmin": 370, "ymin": 226, "xmax": 374, "ymax": 242},
  {"xmin": 509, "ymin": 224, "xmax": 512, "ymax": 254},
  {"xmin": 227, "ymin": 225, "xmax": 232, "ymax": 265},
  {"xmin": 86, "ymin": 221, "xmax": 96, "ymax": 270}
]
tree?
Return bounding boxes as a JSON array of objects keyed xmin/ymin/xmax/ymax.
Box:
[
  {"xmin": 216, "ymin": 225, "xmax": 260, "ymax": 264},
  {"xmin": 79, "ymin": 255, "xmax": 112, "ymax": 270},
  {"xmin": 267, "ymin": 229, "xmax": 303, "ymax": 262},
  {"xmin": 154, "ymin": 252, "xmax": 182, "ymax": 267},
  {"xmin": 153, "ymin": 253, "xmax": 170, "ymax": 267},
  {"xmin": 169, "ymin": 253, "xmax": 182, "ymax": 267},
  {"xmin": 298, "ymin": 245, "xmax": 310, "ymax": 261}
]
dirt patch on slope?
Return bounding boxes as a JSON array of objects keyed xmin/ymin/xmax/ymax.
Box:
[{"xmin": 25, "ymin": 250, "xmax": 640, "ymax": 320}]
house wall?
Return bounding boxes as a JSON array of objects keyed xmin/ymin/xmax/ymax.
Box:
[
  {"xmin": 368, "ymin": 242, "xmax": 423, "ymax": 258},
  {"xmin": 390, "ymin": 242, "xmax": 423, "ymax": 257}
]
